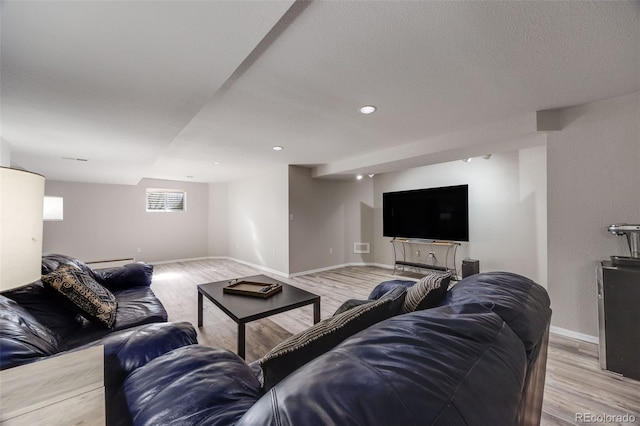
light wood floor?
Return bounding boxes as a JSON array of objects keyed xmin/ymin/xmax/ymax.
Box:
[{"xmin": 150, "ymin": 258, "xmax": 640, "ymax": 426}]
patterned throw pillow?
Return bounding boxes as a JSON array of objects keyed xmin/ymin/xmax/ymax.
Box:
[
  {"xmin": 401, "ymin": 272, "xmax": 452, "ymax": 314},
  {"xmin": 42, "ymin": 265, "xmax": 117, "ymax": 328},
  {"xmin": 259, "ymin": 296, "xmax": 394, "ymax": 390}
]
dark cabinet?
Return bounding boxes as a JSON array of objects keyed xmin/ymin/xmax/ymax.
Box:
[{"xmin": 596, "ymin": 261, "xmax": 640, "ymax": 380}]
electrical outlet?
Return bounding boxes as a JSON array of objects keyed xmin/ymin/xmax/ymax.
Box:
[
  {"xmin": 329, "ymin": 248, "xmax": 333, "ymax": 254},
  {"xmin": 136, "ymin": 248, "xmax": 141, "ymax": 253},
  {"xmin": 416, "ymin": 250, "xmax": 420, "ymax": 256}
]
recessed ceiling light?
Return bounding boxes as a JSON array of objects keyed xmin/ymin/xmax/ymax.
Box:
[
  {"xmin": 462, "ymin": 158, "xmax": 473, "ymax": 163},
  {"xmin": 359, "ymin": 105, "xmax": 377, "ymax": 114},
  {"xmin": 368, "ymin": 174, "xmax": 375, "ymax": 178},
  {"xmin": 356, "ymin": 174, "xmax": 363, "ymax": 180},
  {"xmin": 186, "ymin": 176, "xmax": 194, "ymax": 179},
  {"xmin": 272, "ymin": 146, "xmax": 284, "ymax": 151},
  {"xmin": 213, "ymin": 161, "xmax": 221, "ymax": 165},
  {"xmin": 481, "ymin": 154, "xmax": 492, "ymax": 160}
]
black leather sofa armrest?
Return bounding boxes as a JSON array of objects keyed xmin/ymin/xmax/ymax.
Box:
[
  {"xmin": 63, "ymin": 321, "xmax": 196, "ymax": 390},
  {"xmin": 97, "ymin": 321, "xmax": 197, "ymax": 425},
  {"xmin": 96, "ymin": 263, "xmax": 154, "ymax": 291},
  {"xmin": 115, "ymin": 345, "xmax": 262, "ymax": 426},
  {"xmin": 101, "ymin": 321, "xmax": 196, "ymax": 380},
  {"xmin": 57, "ymin": 321, "xmax": 197, "ymax": 425}
]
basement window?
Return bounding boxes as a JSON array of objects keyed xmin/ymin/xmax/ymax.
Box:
[{"xmin": 146, "ymin": 189, "xmax": 186, "ymax": 212}]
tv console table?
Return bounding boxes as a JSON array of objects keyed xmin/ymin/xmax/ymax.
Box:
[{"xmin": 391, "ymin": 238, "xmax": 460, "ymax": 279}]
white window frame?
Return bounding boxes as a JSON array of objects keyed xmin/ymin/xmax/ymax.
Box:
[{"xmin": 146, "ymin": 189, "xmax": 186, "ymax": 213}]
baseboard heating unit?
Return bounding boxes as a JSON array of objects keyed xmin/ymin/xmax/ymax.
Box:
[{"xmin": 85, "ymin": 258, "xmax": 135, "ymax": 269}]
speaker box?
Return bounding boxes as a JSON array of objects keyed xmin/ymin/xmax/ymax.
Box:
[{"xmin": 462, "ymin": 258, "xmax": 480, "ymax": 278}]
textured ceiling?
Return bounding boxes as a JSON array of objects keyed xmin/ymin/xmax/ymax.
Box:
[{"xmin": 2, "ymin": 0, "xmax": 638, "ymax": 184}]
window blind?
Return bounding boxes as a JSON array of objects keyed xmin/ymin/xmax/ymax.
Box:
[{"xmin": 146, "ymin": 190, "xmax": 186, "ymax": 212}]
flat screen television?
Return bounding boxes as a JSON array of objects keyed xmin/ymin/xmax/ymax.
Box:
[{"xmin": 383, "ymin": 184, "xmax": 469, "ymax": 241}]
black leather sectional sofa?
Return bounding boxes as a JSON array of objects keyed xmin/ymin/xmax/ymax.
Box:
[{"xmin": 112, "ymin": 271, "xmax": 552, "ymax": 426}]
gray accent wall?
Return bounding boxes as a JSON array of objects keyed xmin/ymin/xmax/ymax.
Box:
[
  {"xmin": 43, "ymin": 178, "xmax": 209, "ymax": 263},
  {"xmin": 288, "ymin": 166, "xmax": 374, "ymax": 274},
  {"xmin": 547, "ymin": 91, "xmax": 640, "ymax": 338}
]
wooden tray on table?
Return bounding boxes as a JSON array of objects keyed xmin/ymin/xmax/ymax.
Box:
[{"xmin": 223, "ymin": 280, "xmax": 283, "ymax": 298}]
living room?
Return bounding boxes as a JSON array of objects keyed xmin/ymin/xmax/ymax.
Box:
[
  {"xmin": 1, "ymin": 1, "xmax": 639, "ymax": 425},
  {"xmin": 34, "ymin": 93, "xmax": 639, "ymax": 345}
]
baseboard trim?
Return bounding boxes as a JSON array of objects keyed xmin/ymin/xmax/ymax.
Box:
[
  {"xmin": 149, "ymin": 256, "xmax": 216, "ymax": 266},
  {"xmin": 550, "ymin": 326, "xmax": 598, "ymax": 344},
  {"xmin": 149, "ymin": 256, "xmax": 396, "ymax": 279},
  {"xmin": 224, "ymin": 257, "xmax": 290, "ymax": 278},
  {"xmin": 150, "ymin": 256, "xmax": 291, "ymax": 278},
  {"xmin": 288, "ymin": 262, "xmax": 397, "ymax": 277},
  {"xmin": 222, "ymin": 258, "xmax": 396, "ymax": 278},
  {"xmin": 367, "ymin": 262, "xmax": 394, "ymax": 270},
  {"xmin": 288, "ymin": 263, "xmax": 352, "ymax": 277}
]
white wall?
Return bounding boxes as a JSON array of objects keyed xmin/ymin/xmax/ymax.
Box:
[
  {"xmin": 372, "ymin": 144, "xmax": 548, "ymax": 286},
  {"xmin": 227, "ymin": 167, "xmax": 289, "ymax": 274},
  {"xmin": 43, "ymin": 178, "xmax": 209, "ymax": 263},
  {"xmin": 0, "ymin": 138, "xmax": 10, "ymax": 167},
  {"xmin": 208, "ymin": 183, "xmax": 228, "ymax": 257},
  {"xmin": 288, "ymin": 166, "xmax": 374, "ymax": 274},
  {"xmin": 547, "ymin": 92, "xmax": 640, "ymax": 339},
  {"xmin": 519, "ymin": 146, "xmax": 548, "ymax": 286}
]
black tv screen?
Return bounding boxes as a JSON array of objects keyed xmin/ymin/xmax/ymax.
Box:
[{"xmin": 383, "ymin": 185, "xmax": 469, "ymax": 241}]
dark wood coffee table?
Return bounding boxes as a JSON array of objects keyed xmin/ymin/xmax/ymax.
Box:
[{"xmin": 197, "ymin": 274, "xmax": 321, "ymax": 359}]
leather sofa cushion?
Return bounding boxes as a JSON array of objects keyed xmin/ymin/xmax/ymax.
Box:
[
  {"xmin": 2, "ymin": 281, "xmax": 82, "ymax": 341},
  {"xmin": 42, "ymin": 253, "xmax": 102, "ymax": 281},
  {"xmin": 238, "ymin": 305, "xmax": 527, "ymax": 426},
  {"xmin": 2, "ymin": 284, "xmax": 167, "ymax": 351},
  {"xmin": 444, "ymin": 272, "xmax": 551, "ymax": 352},
  {"xmin": 0, "ymin": 295, "xmax": 59, "ymax": 370},
  {"xmin": 60, "ymin": 286, "xmax": 168, "ymax": 349},
  {"xmin": 42, "ymin": 265, "xmax": 118, "ymax": 328},
  {"xmin": 42, "ymin": 253, "xmax": 154, "ymax": 291},
  {"xmin": 117, "ymin": 345, "xmax": 261, "ymax": 426},
  {"xmin": 97, "ymin": 263, "xmax": 153, "ymax": 291}
]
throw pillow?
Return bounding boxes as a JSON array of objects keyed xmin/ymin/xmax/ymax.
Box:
[
  {"xmin": 42, "ymin": 264, "xmax": 118, "ymax": 328},
  {"xmin": 334, "ymin": 286, "xmax": 408, "ymax": 317},
  {"xmin": 260, "ymin": 296, "xmax": 394, "ymax": 390},
  {"xmin": 382, "ymin": 285, "xmax": 409, "ymax": 316},
  {"xmin": 97, "ymin": 262, "xmax": 154, "ymax": 291},
  {"xmin": 401, "ymin": 272, "xmax": 451, "ymax": 314},
  {"xmin": 368, "ymin": 279, "xmax": 416, "ymax": 300},
  {"xmin": 332, "ymin": 299, "xmax": 371, "ymax": 316}
]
